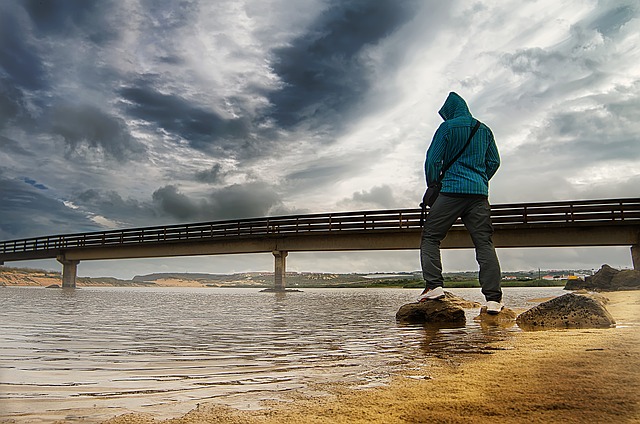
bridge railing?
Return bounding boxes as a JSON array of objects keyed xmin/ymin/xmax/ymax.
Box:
[{"xmin": 1, "ymin": 198, "xmax": 639, "ymax": 255}]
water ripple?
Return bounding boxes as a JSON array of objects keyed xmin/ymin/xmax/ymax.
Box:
[{"xmin": 0, "ymin": 286, "xmax": 565, "ymax": 421}]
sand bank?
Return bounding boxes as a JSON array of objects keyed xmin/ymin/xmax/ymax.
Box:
[{"xmin": 103, "ymin": 291, "xmax": 639, "ymax": 424}]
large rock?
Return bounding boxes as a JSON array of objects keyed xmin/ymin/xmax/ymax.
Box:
[
  {"xmin": 516, "ymin": 293, "xmax": 616, "ymax": 330},
  {"xmin": 565, "ymin": 264, "xmax": 640, "ymax": 291},
  {"xmin": 396, "ymin": 292, "xmax": 473, "ymax": 325},
  {"xmin": 611, "ymin": 270, "xmax": 640, "ymax": 290}
]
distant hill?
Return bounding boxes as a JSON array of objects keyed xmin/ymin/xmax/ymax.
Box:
[
  {"xmin": 0, "ymin": 266, "xmax": 153, "ymax": 287},
  {"xmin": 2, "ymin": 266, "xmax": 582, "ymax": 288},
  {"xmin": 133, "ymin": 273, "xmax": 233, "ymax": 282}
]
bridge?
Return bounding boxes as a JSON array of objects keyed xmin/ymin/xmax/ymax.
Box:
[{"xmin": 1, "ymin": 198, "xmax": 639, "ymax": 289}]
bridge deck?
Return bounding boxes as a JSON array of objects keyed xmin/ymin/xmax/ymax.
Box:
[{"xmin": 1, "ymin": 198, "xmax": 639, "ymax": 263}]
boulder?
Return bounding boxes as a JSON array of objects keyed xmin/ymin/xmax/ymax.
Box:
[
  {"xmin": 396, "ymin": 292, "xmax": 472, "ymax": 325},
  {"xmin": 474, "ymin": 306, "xmax": 517, "ymax": 327},
  {"xmin": 565, "ymin": 264, "xmax": 640, "ymax": 291},
  {"xmin": 516, "ymin": 293, "xmax": 615, "ymax": 330},
  {"xmin": 610, "ymin": 270, "xmax": 640, "ymax": 290}
]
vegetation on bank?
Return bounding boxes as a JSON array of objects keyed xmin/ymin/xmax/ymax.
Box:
[
  {"xmin": 0, "ymin": 266, "xmax": 569, "ymax": 288},
  {"xmin": 293, "ymin": 278, "xmax": 566, "ymax": 289}
]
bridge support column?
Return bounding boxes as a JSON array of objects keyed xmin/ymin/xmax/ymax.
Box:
[
  {"xmin": 273, "ymin": 250, "xmax": 288, "ymax": 291},
  {"xmin": 57, "ymin": 257, "xmax": 79, "ymax": 288},
  {"xmin": 632, "ymin": 245, "xmax": 640, "ymax": 271}
]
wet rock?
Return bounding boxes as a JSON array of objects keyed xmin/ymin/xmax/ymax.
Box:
[
  {"xmin": 441, "ymin": 291, "xmax": 482, "ymax": 308},
  {"xmin": 565, "ymin": 264, "xmax": 640, "ymax": 291},
  {"xmin": 516, "ymin": 293, "xmax": 616, "ymax": 330},
  {"xmin": 474, "ymin": 306, "xmax": 517, "ymax": 327},
  {"xmin": 396, "ymin": 292, "xmax": 469, "ymax": 325}
]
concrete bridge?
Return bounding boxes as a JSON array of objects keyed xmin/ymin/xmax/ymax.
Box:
[{"xmin": 1, "ymin": 198, "xmax": 639, "ymax": 289}]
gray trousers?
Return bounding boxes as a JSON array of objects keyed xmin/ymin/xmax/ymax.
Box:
[{"xmin": 420, "ymin": 194, "xmax": 502, "ymax": 302}]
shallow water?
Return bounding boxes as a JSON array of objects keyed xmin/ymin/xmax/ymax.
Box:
[{"xmin": 0, "ymin": 286, "xmax": 566, "ymax": 422}]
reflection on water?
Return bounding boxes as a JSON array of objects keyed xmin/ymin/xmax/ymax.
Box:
[{"xmin": 0, "ymin": 286, "xmax": 565, "ymax": 422}]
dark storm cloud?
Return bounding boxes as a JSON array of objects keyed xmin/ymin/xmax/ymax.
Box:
[
  {"xmin": 152, "ymin": 183, "xmax": 283, "ymax": 222},
  {"xmin": 267, "ymin": 0, "xmax": 418, "ymax": 129},
  {"xmin": 0, "ymin": 7, "xmax": 47, "ymax": 90},
  {"xmin": 23, "ymin": 0, "xmax": 118, "ymax": 45},
  {"xmin": 75, "ymin": 189, "xmax": 156, "ymax": 223},
  {"xmin": 0, "ymin": 176, "xmax": 100, "ymax": 240},
  {"xmin": 70, "ymin": 182, "xmax": 285, "ymax": 228},
  {"xmin": 151, "ymin": 186, "xmax": 202, "ymax": 221},
  {"xmin": 50, "ymin": 103, "xmax": 146, "ymax": 161},
  {"xmin": 119, "ymin": 82, "xmax": 252, "ymax": 152}
]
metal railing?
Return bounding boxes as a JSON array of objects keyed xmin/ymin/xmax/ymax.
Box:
[{"xmin": 1, "ymin": 198, "xmax": 639, "ymax": 255}]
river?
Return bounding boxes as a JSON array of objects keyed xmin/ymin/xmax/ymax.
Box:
[{"xmin": 0, "ymin": 286, "xmax": 566, "ymax": 423}]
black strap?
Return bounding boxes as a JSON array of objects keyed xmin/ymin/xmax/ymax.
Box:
[{"xmin": 434, "ymin": 119, "xmax": 481, "ymax": 185}]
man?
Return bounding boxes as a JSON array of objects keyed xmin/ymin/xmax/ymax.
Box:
[{"xmin": 418, "ymin": 92, "xmax": 503, "ymax": 314}]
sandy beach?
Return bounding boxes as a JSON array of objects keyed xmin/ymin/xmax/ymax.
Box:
[{"xmin": 100, "ymin": 290, "xmax": 640, "ymax": 424}]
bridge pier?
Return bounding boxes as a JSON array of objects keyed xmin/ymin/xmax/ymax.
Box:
[
  {"xmin": 273, "ymin": 250, "xmax": 288, "ymax": 291},
  {"xmin": 632, "ymin": 245, "xmax": 640, "ymax": 271},
  {"xmin": 57, "ymin": 257, "xmax": 79, "ymax": 288}
]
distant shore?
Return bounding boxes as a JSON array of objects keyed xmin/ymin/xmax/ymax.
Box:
[
  {"xmin": 0, "ymin": 266, "xmax": 568, "ymax": 289},
  {"xmin": 103, "ymin": 290, "xmax": 640, "ymax": 424}
]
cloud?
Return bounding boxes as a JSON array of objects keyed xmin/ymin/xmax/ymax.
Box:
[
  {"xmin": 49, "ymin": 103, "xmax": 146, "ymax": 161},
  {"xmin": 119, "ymin": 79, "xmax": 256, "ymax": 156},
  {"xmin": 0, "ymin": 5, "xmax": 48, "ymax": 90},
  {"xmin": 0, "ymin": 79, "xmax": 31, "ymax": 130},
  {"xmin": 0, "ymin": 175, "xmax": 101, "ymax": 239},
  {"xmin": 266, "ymin": 0, "xmax": 419, "ymax": 130},
  {"xmin": 153, "ymin": 182, "xmax": 283, "ymax": 221},
  {"xmin": 195, "ymin": 164, "xmax": 226, "ymax": 184},
  {"xmin": 339, "ymin": 185, "xmax": 398, "ymax": 210},
  {"xmin": 23, "ymin": 0, "xmax": 119, "ymax": 45}
]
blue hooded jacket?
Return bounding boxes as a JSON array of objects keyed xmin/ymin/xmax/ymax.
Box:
[{"xmin": 425, "ymin": 92, "xmax": 500, "ymax": 196}]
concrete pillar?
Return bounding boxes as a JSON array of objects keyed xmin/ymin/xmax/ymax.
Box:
[
  {"xmin": 273, "ymin": 250, "xmax": 288, "ymax": 291},
  {"xmin": 57, "ymin": 257, "xmax": 79, "ymax": 288},
  {"xmin": 632, "ymin": 245, "xmax": 640, "ymax": 271}
]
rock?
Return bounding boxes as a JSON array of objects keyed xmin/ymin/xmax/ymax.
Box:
[
  {"xmin": 396, "ymin": 292, "xmax": 469, "ymax": 325},
  {"xmin": 441, "ymin": 291, "xmax": 482, "ymax": 308},
  {"xmin": 610, "ymin": 270, "xmax": 640, "ymax": 290},
  {"xmin": 565, "ymin": 264, "xmax": 640, "ymax": 291},
  {"xmin": 572, "ymin": 290, "xmax": 609, "ymax": 305},
  {"xmin": 474, "ymin": 306, "xmax": 517, "ymax": 327},
  {"xmin": 45, "ymin": 284, "xmax": 61, "ymax": 288},
  {"xmin": 516, "ymin": 293, "xmax": 616, "ymax": 330}
]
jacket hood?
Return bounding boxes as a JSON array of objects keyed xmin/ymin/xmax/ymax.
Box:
[{"xmin": 438, "ymin": 92, "xmax": 471, "ymax": 121}]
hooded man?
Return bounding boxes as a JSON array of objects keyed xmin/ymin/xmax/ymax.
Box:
[{"xmin": 418, "ymin": 92, "xmax": 503, "ymax": 314}]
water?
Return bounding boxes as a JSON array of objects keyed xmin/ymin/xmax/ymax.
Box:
[{"xmin": 0, "ymin": 286, "xmax": 566, "ymax": 422}]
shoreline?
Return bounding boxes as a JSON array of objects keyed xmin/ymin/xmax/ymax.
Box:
[{"xmin": 101, "ymin": 290, "xmax": 640, "ymax": 424}]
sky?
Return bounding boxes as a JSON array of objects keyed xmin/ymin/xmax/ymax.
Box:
[{"xmin": 1, "ymin": 0, "xmax": 639, "ymax": 279}]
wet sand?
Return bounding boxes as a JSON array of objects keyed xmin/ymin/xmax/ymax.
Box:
[{"xmin": 102, "ymin": 291, "xmax": 640, "ymax": 424}]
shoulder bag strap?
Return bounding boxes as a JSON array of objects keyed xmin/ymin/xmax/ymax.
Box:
[{"xmin": 434, "ymin": 119, "xmax": 481, "ymax": 185}]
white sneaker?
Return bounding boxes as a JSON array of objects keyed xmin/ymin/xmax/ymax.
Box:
[
  {"xmin": 486, "ymin": 301, "xmax": 503, "ymax": 315},
  {"xmin": 417, "ymin": 286, "xmax": 445, "ymax": 302}
]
